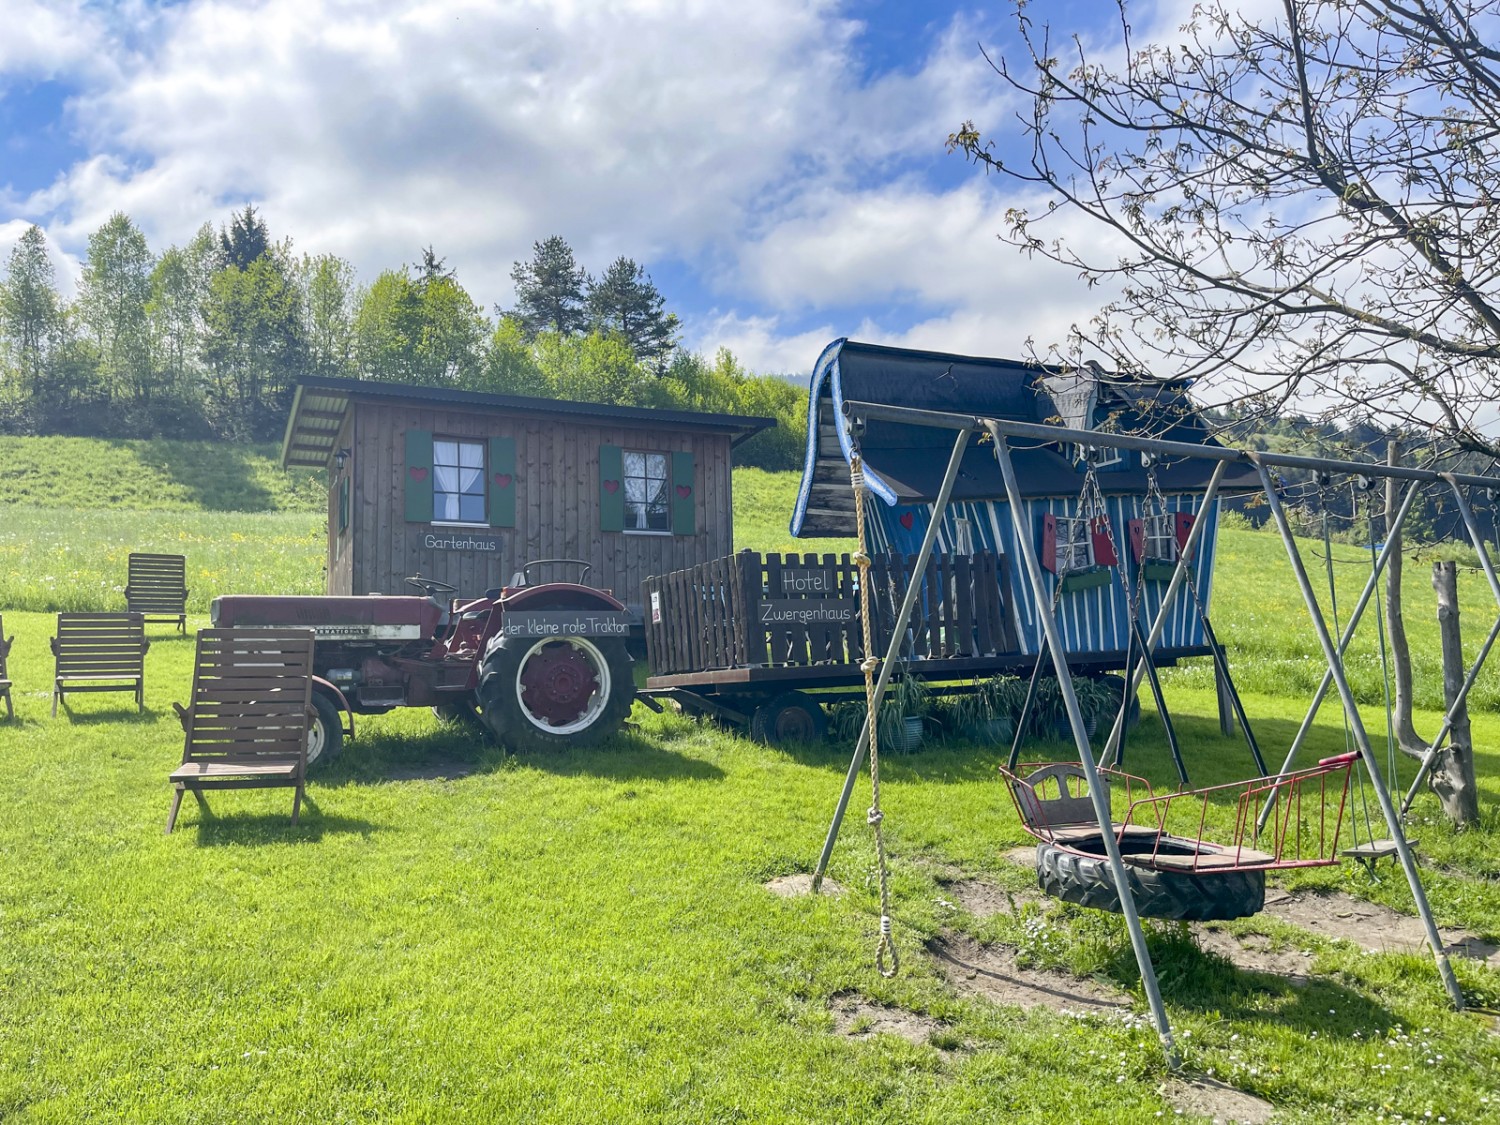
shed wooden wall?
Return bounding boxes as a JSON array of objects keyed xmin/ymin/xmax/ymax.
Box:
[{"xmin": 333, "ymin": 400, "xmax": 735, "ymax": 610}]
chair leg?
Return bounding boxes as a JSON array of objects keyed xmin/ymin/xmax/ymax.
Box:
[
  {"xmin": 3, "ymin": 689, "xmax": 11, "ymax": 719},
  {"xmin": 291, "ymin": 782, "xmax": 303, "ymax": 825},
  {"xmin": 137, "ymin": 680, "xmax": 144, "ymax": 712},
  {"xmin": 165, "ymin": 787, "xmax": 185, "ymax": 834}
]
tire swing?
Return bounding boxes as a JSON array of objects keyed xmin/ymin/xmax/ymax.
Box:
[{"xmin": 1000, "ymin": 753, "xmax": 1360, "ymax": 921}]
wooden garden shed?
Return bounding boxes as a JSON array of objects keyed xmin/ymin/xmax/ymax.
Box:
[{"xmin": 280, "ymin": 376, "xmax": 773, "ymax": 614}]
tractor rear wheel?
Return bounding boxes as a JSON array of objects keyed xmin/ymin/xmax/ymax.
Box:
[{"xmin": 476, "ymin": 634, "xmax": 634, "ymax": 752}]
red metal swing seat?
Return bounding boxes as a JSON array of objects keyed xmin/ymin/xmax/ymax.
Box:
[{"xmin": 1001, "ymin": 753, "xmax": 1360, "ymax": 877}]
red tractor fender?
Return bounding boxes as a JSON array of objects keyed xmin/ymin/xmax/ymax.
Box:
[
  {"xmin": 311, "ymin": 676, "xmax": 356, "ymax": 738},
  {"xmin": 498, "ymin": 583, "xmax": 627, "ymax": 613}
]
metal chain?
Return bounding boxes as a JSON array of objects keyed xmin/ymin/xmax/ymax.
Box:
[{"xmin": 849, "ymin": 453, "xmax": 898, "ymax": 978}]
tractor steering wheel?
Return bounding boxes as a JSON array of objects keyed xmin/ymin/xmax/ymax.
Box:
[{"xmin": 406, "ymin": 576, "xmax": 458, "ymax": 598}]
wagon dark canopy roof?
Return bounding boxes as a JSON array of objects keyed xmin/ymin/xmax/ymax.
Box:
[
  {"xmin": 791, "ymin": 339, "xmax": 1260, "ymax": 538},
  {"xmin": 281, "ymin": 376, "xmax": 776, "ymax": 469}
]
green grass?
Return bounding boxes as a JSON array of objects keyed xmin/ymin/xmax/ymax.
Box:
[
  {"xmin": 0, "ymin": 436, "xmax": 323, "ymax": 512},
  {"xmin": 0, "ymin": 610, "xmax": 1497, "ymax": 1123},
  {"xmin": 0, "ymin": 508, "xmax": 325, "ymax": 614},
  {"xmin": 4, "ymin": 460, "xmax": 1500, "ymax": 1121},
  {"xmin": 733, "ymin": 467, "xmax": 855, "ymax": 556}
]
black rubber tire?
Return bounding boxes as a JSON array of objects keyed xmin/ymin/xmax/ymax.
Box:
[
  {"xmin": 749, "ymin": 691, "xmax": 829, "ymax": 745},
  {"xmin": 1036, "ymin": 841, "xmax": 1265, "ymax": 921},
  {"xmin": 476, "ymin": 634, "xmax": 635, "ymax": 752},
  {"xmin": 306, "ymin": 691, "xmax": 344, "ymax": 771}
]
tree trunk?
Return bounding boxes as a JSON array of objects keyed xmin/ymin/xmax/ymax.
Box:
[
  {"xmin": 1430, "ymin": 561, "xmax": 1481, "ymax": 827},
  {"xmin": 1386, "ymin": 440, "xmax": 1427, "ymax": 758}
]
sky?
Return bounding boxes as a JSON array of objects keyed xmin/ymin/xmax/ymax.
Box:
[{"xmin": 0, "ymin": 0, "xmax": 1180, "ymax": 380}]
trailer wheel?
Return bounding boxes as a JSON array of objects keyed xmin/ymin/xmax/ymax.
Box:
[
  {"xmin": 306, "ymin": 692, "xmax": 344, "ymax": 771},
  {"xmin": 477, "ymin": 634, "xmax": 634, "ymax": 752},
  {"xmin": 750, "ymin": 691, "xmax": 829, "ymax": 746},
  {"xmin": 1035, "ymin": 840, "xmax": 1265, "ymax": 921}
]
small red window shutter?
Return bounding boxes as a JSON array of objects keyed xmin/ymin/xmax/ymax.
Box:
[
  {"xmin": 1091, "ymin": 516, "xmax": 1118, "ymax": 567},
  {"xmin": 404, "ymin": 429, "xmax": 433, "ymax": 523},
  {"xmin": 600, "ymin": 444, "xmax": 624, "ymax": 532},
  {"xmin": 1175, "ymin": 512, "xmax": 1195, "ymax": 552},
  {"xmin": 488, "ymin": 436, "xmax": 515, "ymax": 528},
  {"xmin": 1127, "ymin": 518, "xmax": 1145, "ymax": 564},
  {"xmin": 671, "ymin": 451, "xmax": 695, "ymax": 535},
  {"xmin": 1040, "ymin": 512, "xmax": 1058, "ymax": 574}
]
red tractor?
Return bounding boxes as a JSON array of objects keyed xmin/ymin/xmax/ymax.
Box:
[{"xmin": 210, "ymin": 561, "xmax": 636, "ymax": 767}]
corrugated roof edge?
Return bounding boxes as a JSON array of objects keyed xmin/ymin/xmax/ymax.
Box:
[{"xmin": 280, "ymin": 376, "xmax": 778, "ymax": 468}]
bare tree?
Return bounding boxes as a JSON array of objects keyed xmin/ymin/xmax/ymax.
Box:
[{"xmin": 950, "ymin": 0, "xmax": 1500, "ymax": 458}]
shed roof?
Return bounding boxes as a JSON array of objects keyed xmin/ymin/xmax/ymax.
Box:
[
  {"xmin": 281, "ymin": 376, "xmax": 776, "ymax": 469},
  {"xmin": 791, "ymin": 339, "xmax": 1260, "ymax": 537}
]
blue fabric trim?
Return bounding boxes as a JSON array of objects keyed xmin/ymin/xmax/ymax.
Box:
[{"xmin": 790, "ymin": 337, "xmax": 904, "ymax": 539}]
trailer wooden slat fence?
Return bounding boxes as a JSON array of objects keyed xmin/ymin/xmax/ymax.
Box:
[{"xmin": 643, "ymin": 549, "xmax": 1017, "ymax": 677}]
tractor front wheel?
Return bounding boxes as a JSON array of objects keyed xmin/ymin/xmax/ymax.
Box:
[
  {"xmin": 476, "ymin": 634, "xmax": 634, "ymax": 752},
  {"xmin": 306, "ymin": 691, "xmax": 344, "ymax": 771}
]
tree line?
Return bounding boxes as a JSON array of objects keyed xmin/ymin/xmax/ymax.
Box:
[{"xmin": 0, "ymin": 213, "xmax": 805, "ymax": 470}]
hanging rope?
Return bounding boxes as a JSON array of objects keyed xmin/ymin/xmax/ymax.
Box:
[{"xmin": 850, "ymin": 453, "xmax": 898, "ymax": 978}]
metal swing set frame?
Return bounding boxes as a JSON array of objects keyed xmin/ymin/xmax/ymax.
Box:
[{"xmin": 809, "ymin": 399, "xmax": 1499, "ymax": 1067}]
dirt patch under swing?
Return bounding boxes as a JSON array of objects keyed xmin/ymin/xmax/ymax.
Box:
[
  {"xmin": 1261, "ymin": 889, "xmax": 1500, "ymax": 967},
  {"xmin": 928, "ymin": 933, "xmax": 1130, "ymax": 1015},
  {"xmin": 1165, "ymin": 1076, "xmax": 1275, "ymax": 1125},
  {"xmin": 764, "ymin": 873, "xmax": 845, "ymax": 897},
  {"xmin": 828, "ymin": 992, "xmax": 956, "ymax": 1049}
]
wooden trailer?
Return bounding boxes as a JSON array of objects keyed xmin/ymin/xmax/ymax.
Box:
[{"xmin": 642, "ymin": 340, "xmax": 1260, "ymax": 738}]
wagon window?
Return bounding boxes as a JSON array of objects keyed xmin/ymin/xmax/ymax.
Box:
[
  {"xmin": 1053, "ymin": 516, "xmax": 1094, "ymax": 573},
  {"xmin": 623, "ymin": 450, "xmax": 670, "ymax": 532},
  {"xmin": 433, "ymin": 438, "xmax": 486, "ymax": 524}
]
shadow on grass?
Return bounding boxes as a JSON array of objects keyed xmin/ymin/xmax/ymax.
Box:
[
  {"xmin": 188, "ymin": 797, "xmax": 380, "ymax": 847},
  {"xmin": 517, "ymin": 730, "xmax": 727, "ymax": 782},
  {"xmin": 1107, "ymin": 925, "xmax": 1400, "ymax": 1033},
  {"xmin": 316, "ymin": 725, "xmax": 727, "ymax": 786},
  {"xmin": 57, "ymin": 704, "xmax": 157, "ymax": 725},
  {"xmin": 123, "ymin": 439, "xmax": 277, "ymax": 512}
]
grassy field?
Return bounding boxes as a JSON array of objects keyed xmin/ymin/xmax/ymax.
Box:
[
  {"xmin": 0, "ymin": 436, "xmax": 323, "ymax": 512},
  {"xmin": 3, "ymin": 453, "xmax": 1500, "ymax": 1122}
]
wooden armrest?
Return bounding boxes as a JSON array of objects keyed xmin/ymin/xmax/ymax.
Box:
[
  {"xmin": 173, "ymin": 701, "xmax": 192, "ymax": 732},
  {"xmin": 49, "ymin": 637, "xmax": 59, "ymax": 656},
  {"xmin": 141, "ymin": 640, "xmax": 151, "ymax": 654}
]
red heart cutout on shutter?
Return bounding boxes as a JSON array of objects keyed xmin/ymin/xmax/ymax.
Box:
[
  {"xmin": 494, "ymin": 473, "xmax": 513, "ymax": 488},
  {"xmin": 899, "ymin": 511, "xmax": 915, "ymax": 530},
  {"xmin": 409, "ymin": 467, "xmax": 428, "ymax": 483},
  {"xmin": 603, "ymin": 479, "xmax": 619, "ymax": 494},
  {"xmin": 676, "ymin": 485, "xmax": 691, "ymax": 499}
]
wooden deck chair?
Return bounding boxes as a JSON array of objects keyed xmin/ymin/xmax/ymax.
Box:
[
  {"xmin": 0, "ymin": 615, "xmax": 12, "ymax": 719},
  {"xmin": 51, "ymin": 613, "xmax": 149, "ymax": 716},
  {"xmin": 166, "ymin": 628, "xmax": 317, "ymax": 833},
  {"xmin": 125, "ymin": 552, "xmax": 189, "ymax": 633}
]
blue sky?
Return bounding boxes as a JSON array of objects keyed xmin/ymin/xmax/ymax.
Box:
[{"xmin": 0, "ymin": 0, "xmax": 1178, "ymax": 377}]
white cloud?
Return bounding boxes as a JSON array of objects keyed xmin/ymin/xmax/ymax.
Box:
[{"xmin": 0, "ymin": 1, "xmax": 109, "ymax": 77}]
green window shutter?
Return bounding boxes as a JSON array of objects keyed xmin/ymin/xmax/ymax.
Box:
[
  {"xmin": 671, "ymin": 451, "xmax": 695, "ymax": 536},
  {"xmin": 338, "ymin": 476, "xmax": 350, "ymax": 533},
  {"xmin": 600, "ymin": 444, "xmax": 624, "ymax": 532},
  {"xmin": 488, "ymin": 435, "xmax": 516, "ymax": 528},
  {"xmin": 404, "ymin": 429, "xmax": 433, "ymax": 522}
]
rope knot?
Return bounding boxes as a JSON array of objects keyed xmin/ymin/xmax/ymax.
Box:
[
  {"xmin": 879, "ymin": 915, "xmax": 892, "ymax": 938},
  {"xmin": 860, "ymin": 656, "xmax": 880, "ymax": 675},
  {"xmin": 852, "ymin": 551, "xmax": 870, "ymax": 568},
  {"xmin": 867, "ymin": 806, "xmax": 883, "ymax": 827}
]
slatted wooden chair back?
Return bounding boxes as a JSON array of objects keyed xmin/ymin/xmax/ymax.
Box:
[
  {"xmin": 125, "ymin": 552, "xmax": 189, "ymax": 633},
  {"xmin": 51, "ymin": 612, "xmax": 149, "ymax": 716},
  {"xmin": 165, "ymin": 628, "xmax": 316, "ymax": 832},
  {"xmin": 0, "ymin": 614, "xmax": 13, "ymax": 719},
  {"xmin": 182, "ymin": 629, "xmax": 315, "ymax": 765}
]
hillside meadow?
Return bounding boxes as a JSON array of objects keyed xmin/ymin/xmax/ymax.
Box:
[{"xmin": 1, "ymin": 439, "xmax": 1499, "ymax": 1122}]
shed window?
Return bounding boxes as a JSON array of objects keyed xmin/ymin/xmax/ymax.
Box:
[
  {"xmin": 434, "ymin": 439, "xmax": 486, "ymax": 524},
  {"xmin": 623, "ymin": 450, "xmax": 670, "ymax": 532},
  {"xmin": 1143, "ymin": 512, "xmax": 1178, "ymax": 562}
]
